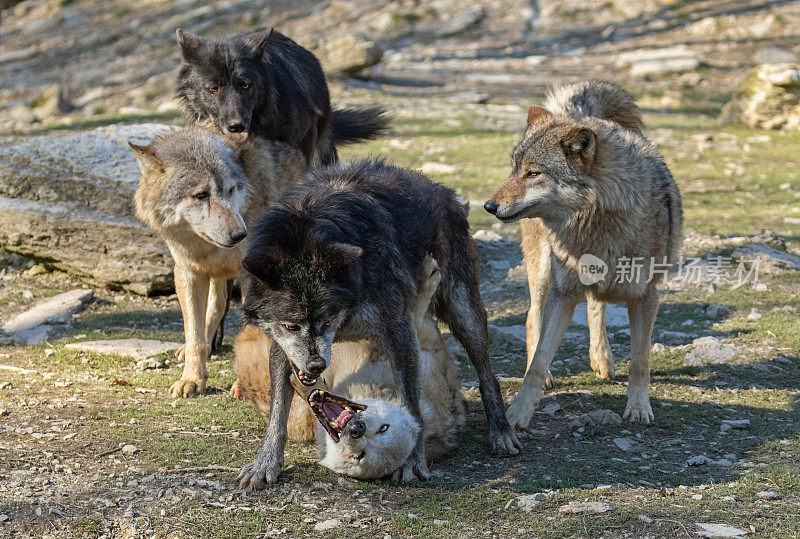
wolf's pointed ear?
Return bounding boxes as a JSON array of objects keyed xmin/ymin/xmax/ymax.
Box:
[
  {"xmin": 242, "ymin": 251, "xmax": 281, "ymax": 289},
  {"xmin": 245, "ymin": 27, "xmax": 274, "ymax": 56},
  {"xmin": 328, "ymin": 243, "xmax": 363, "ymax": 269},
  {"xmin": 129, "ymin": 142, "xmax": 164, "ymax": 175},
  {"xmin": 561, "ymin": 127, "xmax": 597, "ymax": 166},
  {"xmin": 527, "ymin": 106, "xmax": 551, "ymax": 128},
  {"xmin": 176, "ymin": 28, "xmax": 206, "ymax": 61}
]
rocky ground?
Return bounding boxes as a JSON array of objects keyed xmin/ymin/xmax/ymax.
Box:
[{"xmin": 2, "ymin": 0, "xmax": 800, "ymax": 537}]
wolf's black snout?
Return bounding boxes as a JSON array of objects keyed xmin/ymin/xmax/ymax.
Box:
[
  {"xmin": 484, "ymin": 200, "xmax": 498, "ymax": 214},
  {"xmin": 345, "ymin": 418, "xmax": 366, "ymax": 439},
  {"xmin": 227, "ymin": 122, "xmax": 246, "ymax": 133},
  {"xmin": 306, "ymin": 355, "xmax": 326, "ymax": 377},
  {"xmin": 230, "ymin": 229, "xmax": 247, "ymax": 244}
]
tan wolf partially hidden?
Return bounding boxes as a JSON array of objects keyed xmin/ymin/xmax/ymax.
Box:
[
  {"xmin": 131, "ymin": 128, "xmax": 306, "ymax": 397},
  {"xmin": 234, "ymin": 256, "xmax": 466, "ymax": 479},
  {"xmin": 484, "ymin": 80, "xmax": 682, "ymax": 429}
]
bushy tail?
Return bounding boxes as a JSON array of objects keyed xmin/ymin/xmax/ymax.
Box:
[
  {"xmin": 544, "ymin": 80, "xmax": 643, "ymax": 134},
  {"xmin": 330, "ymin": 106, "xmax": 390, "ymax": 145}
]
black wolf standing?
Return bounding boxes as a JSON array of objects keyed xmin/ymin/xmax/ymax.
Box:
[
  {"xmin": 237, "ymin": 159, "xmax": 521, "ymax": 487},
  {"xmin": 175, "ymin": 28, "xmax": 384, "ymax": 166}
]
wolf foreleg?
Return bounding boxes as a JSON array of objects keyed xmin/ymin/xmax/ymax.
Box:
[
  {"xmin": 171, "ymin": 264, "xmax": 210, "ymax": 397},
  {"xmin": 382, "ymin": 319, "xmax": 430, "ymax": 483},
  {"xmin": 239, "ymin": 344, "xmax": 293, "ymax": 489},
  {"xmin": 508, "ymin": 287, "xmax": 578, "ymax": 430}
]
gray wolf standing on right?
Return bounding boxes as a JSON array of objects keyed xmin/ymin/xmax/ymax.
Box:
[
  {"xmin": 238, "ymin": 159, "xmax": 520, "ymax": 488},
  {"xmin": 484, "ymin": 80, "xmax": 682, "ymax": 429},
  {"xmin": 175, "ymin": 27, "xmax": 386, "ymax": 166}
]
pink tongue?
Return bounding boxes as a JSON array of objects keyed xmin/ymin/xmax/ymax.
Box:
[{"xmin": 337, "ymin": 410, "xmax": 354, "ymax": 429}]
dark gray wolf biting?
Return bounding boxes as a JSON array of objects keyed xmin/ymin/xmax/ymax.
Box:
[
  {"xmin": 484, "ymin": 80, "xmax": 683, "ymax": 429},
  {"xmin": 234, "ymin": 256, "xmax": 466, "ymax": 479},
  {"xmin": 238, "ymin": 159, "xmax": 520, "ymax": 487},
  {"xmin": 175, "ymin": 27, "xmax": 387, "ymax": 166}
]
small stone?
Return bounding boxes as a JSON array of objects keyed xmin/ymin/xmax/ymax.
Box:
[
  {"xmin": 432, "ymin": 519, "xmax": 446, "ymax": 526},
  {"xmin": 437, "ymin": 7, "xmax": 486, "ymax": 37},
  {"xmin": 472, "ymin": 229, "xmax": 504, "ymax": 242},
  {"xmin": 540, "ymin": 403, "xmax": 561, "ymax": 416},
  {"xmin": 613, "ymin": 437, "xmax": 635, "ymax": 452},
  {"xmin": 314, "ymin": 519, "xmax": 342, "ymax": 531},
  {"xmin": 121, "ymin": 444, "xmax": 138, "ymax": 455},
  {"xmin": 721, "ymin": 419, "xmax": 750, "ymax": 429},
  {"xmin": 758, "ymin": 490, "xmax": 780, "ymax": 500},
  {"xmin": 638, "ymin": 515, "xmax": 653, "ymax": 523},
  {"xmin": 692, "ymin": 494, "xmax": 703, "ymax": 500},
  {"xmin": 651, "ymin": 343, "xmax": 667, "ymax": 353},
  {"xmin": 570, "ymin": 409, "xmax": 622, "ymax": 428},
  {"xmin": 0, "ymin": 382, "xmax": 11, "ymax": 390},
  {"xmin": 0, "ymin": 514, "xmax": 9, "ymax": 522},
  {"xmin": 558, "ymin": 501, "xmax": 613, "ymax": 514},
  {"xmin": 686, "ymin": 455, "xmax": 712, "ymax": 466},
  {"xmin": 420, "ymin": 162, "xmax": 458, "ymax": 175},
  {"xmin": 696, "ymin": 522, "xmax": 748, "ymax": 538},
  {"xmin": 746, "ymin": 308, "xmax": 762, "ymax": 320},
  {"xmin": 44, "ymin": 348, "xmax": 55, "ymax": 357},
  {"xmin": 136, "ymin": 357, "xmax": 167, "ymax": 371}
]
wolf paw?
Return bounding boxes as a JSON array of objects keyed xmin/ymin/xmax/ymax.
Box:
[
  {"xmin": 392, "ymin": 454, "xmax": 430, "ymax": 484},
  {"xmin": 489, "ymin": 427, "xmax": 521, "ymax": 456},
  {"xmin": 238, "ymin": 456, "xmax": 281, "ymax": 490},
  {"xmin": 506, "ymin": 396, "xmax": 537, "ymax": 431},
  {"xmin": 623, "ymin": 400, "xmax": 653, "ymax": 424},
  {"xmin": 229, "ymin": 379, "xmax": 244, "ymax": 400},
  {"xmin": 543, "ymin": 369, "xmax": 555, "ymax": 389},
  {"xmin": 169, "ymin": 378, "xmax": 206, "ymax": 398}
]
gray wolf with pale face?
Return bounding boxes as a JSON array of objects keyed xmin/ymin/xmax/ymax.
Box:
[
  {"xmin": 131, "ymin": 127, "xmax": 307, "ymax": 398},
  {"xmin": 484, "ymin": 80, "xmax": 682, "ymax": 429},
  {"xmin": 234, "ymin": 257, "xmax": 466, "ymax": 479}
]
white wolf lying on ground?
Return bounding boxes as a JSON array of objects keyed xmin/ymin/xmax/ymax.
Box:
[{"xmin": 234, "ymin": 256, "xmax": 466, "ymax": 478}]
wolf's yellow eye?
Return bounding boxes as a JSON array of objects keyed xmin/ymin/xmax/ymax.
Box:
[
  {"xmin": 525, "ymin": 171, "xmax": 540, "ymax": 178},
  {"xmin": 207, "ymin": 86, "xmax": 218, "ymax": 94},
  {"xmin": 241, "ymin": 82, "xmax": 249, "ymax": 89},
  {"xmin": 283, "ymin": 323, "xmax": 300, "ymax": 332},
  {"xmin": 193, "ymin": 191, "xmax": 209, "ymax": 200}
]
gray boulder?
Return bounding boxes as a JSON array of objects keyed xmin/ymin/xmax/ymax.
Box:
[
  {"xmin": 0, "ymin": 124, "xmax": 175, "ymax": 295},
  {"xmin": 313, "ymin": 34, "xmax": 383, "ymax": 77},
  {"xmin": 683, "ymin": 336, "xmax": 744, "ymax": 366},
  {"xmin": 437, "ymin": 7, "xmax": 487, "ymax": 37},
  {"xmin": 721, "ymin": 64, "xmax": 800, "ymax": 131}
]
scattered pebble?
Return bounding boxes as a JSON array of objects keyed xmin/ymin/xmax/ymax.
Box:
[
  {"xmin": 757, "ymin": 491, "xmax": 780, "ymax": 500},
  {"xmin": 696, "ymin": 522, "xmax": 748, "ymax": 538},
  {"xmin": 558, "ymin": 501, "xmax": 613, "ymax": 514},
  {"xmin": 314, "ymin": 519, "xmax": 342, "ymax": 531},
  {"xmin": 747, "ymin": 308, "xmax": 762, "ymax": 320}
]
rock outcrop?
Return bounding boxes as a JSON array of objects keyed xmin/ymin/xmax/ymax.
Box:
[
  {"xmin": 721, "ymin": 64, "xmax": 800, "ymax": 131},
  {"xmin": 0, "ymin": 123, "xmax": 175, "ymax": 295}
]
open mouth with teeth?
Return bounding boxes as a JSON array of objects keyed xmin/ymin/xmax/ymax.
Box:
[
  {"xmin": 289, "ymin": 361, "xmax": 318, "ymax": 387},
  {"xmin": 307, "ymin": 389, "xmax": 367, "ymax": 443}
]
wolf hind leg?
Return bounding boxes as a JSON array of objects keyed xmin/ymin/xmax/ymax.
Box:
[
  {"xmin": 211, "ymin": 279, "xmax": 234, "ymax": 354},
  {"xmin": 587, "ymin": 292, "xmax": 615, "ymax": 380},
  {"xmin": 440, "ymin": 281, "xmax": 521, "ymax": 456}
]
